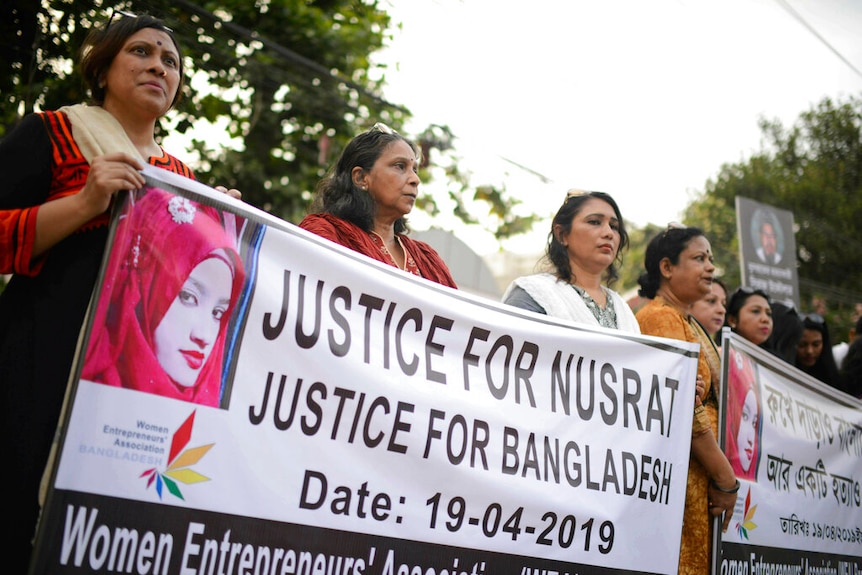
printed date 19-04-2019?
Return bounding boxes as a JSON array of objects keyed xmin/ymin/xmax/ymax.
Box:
[
  {"xmin": 299, "ymin": 469, "xmax": 615, "ymax": 554},
  {"xmin": 426, "ymin": 492, "xmax": 615, "ymax": 553}
]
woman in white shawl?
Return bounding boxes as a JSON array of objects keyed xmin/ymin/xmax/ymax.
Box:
[{"xmin": 502, "ymin": 189, "xmax": 640, "ymax": 333}]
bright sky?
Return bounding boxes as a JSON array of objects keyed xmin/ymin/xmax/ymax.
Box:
[{"xmin": 374, "ymin": 0, "xmax": 862, "ymax": 255}]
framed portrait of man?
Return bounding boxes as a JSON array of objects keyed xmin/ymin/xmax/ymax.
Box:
[{"xmin": 735, "ymin": 196, "xmax": 800, "ymax": 310}]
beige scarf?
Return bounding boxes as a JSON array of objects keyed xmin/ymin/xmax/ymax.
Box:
[{"xmin": 58, "ymin": 103, "xmax": 144, "ymax": 162}]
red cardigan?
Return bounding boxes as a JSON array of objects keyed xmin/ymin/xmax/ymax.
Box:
[{"xmin": 299, "ymin": 213, "xmax": 457, "ymax": 289}]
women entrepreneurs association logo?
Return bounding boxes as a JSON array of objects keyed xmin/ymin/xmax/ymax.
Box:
[
  {"xmin": 735, "ymin": 487, "xmax": 758, "ymax": 540},
  {"xmin": 140, "ymin": 410, "xmax": 214, "ymax": 500}
]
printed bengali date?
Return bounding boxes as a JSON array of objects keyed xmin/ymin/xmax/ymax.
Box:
[{"xmin": 779, "ymin": 513, "xmax": 862, "ymax": 545}]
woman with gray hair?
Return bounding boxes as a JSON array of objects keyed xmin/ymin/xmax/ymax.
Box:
[{"xmin": 301, "ymin": 123, "xmax": 456, "ymax": 288}]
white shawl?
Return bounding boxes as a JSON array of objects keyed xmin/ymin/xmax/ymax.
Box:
[{"xmin": 503, "ymin": 272, "xmax": 641, "ymax": 334}]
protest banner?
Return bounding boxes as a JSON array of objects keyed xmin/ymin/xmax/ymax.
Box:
[
  {"xmin": 718, "ymin": 332, "xmax": 862, "ymax": 575},
  {"xmin": 33, "ymin": 167, "xmax": 701, "ymax": 575}
]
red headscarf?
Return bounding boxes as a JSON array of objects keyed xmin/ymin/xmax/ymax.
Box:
[
  {"xmin": 725, "ymin": 347, "xmax": 762, "ymax": 480},
  {"xmin": 83, "ymin": 188, "xmax": 245, "ymax": 406}
]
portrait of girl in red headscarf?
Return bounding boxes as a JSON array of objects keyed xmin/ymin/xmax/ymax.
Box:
[
  {"xmin": 83, "ymin": 188, "xmax": 246, "ymax": 407},
  {"xmin": 725, "ymin": 346, "xmax": 762, "ymax": 481}
]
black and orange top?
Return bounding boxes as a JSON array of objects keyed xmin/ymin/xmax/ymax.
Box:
[
  {"xmin": 0, "ymin": 108, "xmax": 194, "ymax": 562},
  {"xmin": 0, "ymin": 110, "xmax": 193, "ymax": 275}
]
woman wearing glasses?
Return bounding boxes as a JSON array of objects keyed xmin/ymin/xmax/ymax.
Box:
[
  {"xmin": 0, "ymin": 12, "xmax": 237, "ymax": 566},
  {"xmin": 300, "ymin": 124, "xmax": 457, "ymax": 288},
  {"xmin": 502, "ymin": 190, "xmax": 640, "ymax": 332},
  {"xmin": 796, "ymin": 313, "xmax": 843, "ymax": 391},
  {"xmin": 635, "ymin": 225, "xmax": 737, "ymax": 575}
]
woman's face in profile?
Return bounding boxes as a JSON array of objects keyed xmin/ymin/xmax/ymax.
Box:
[
  {"xmin": 691, "ymin": 282, "xmax": 727, "ymax": 337},
  {"xmin": 154, "ymin": 255, "xmax": 233, "ymax": 388},
  {"xmin": 361, "ymin": 140, "xmax": 420, "ymax": 222},
  {"xmin": 737, "ymin": 388, "xmax": 759, "ymax": 472},
  {"xmin": 664, "ymin": 235, "xmax": 715, "ymax": 305}
]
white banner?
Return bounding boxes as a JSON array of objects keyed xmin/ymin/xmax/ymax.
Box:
[
  {"xmin": 718, "ymin": 332, "xmax": 862, "ymax": 574},
  {"xmin": 35, "ymin": 168, "xmax": 702, "ymax": 575}
]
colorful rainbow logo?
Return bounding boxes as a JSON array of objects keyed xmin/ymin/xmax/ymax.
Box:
[{"xmin": 139, "ymin": 410, "xmax": 213, "ymax": 500}]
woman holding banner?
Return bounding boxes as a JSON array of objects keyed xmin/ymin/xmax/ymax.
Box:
[
  {"xmin": 501, "ymin": 189, "xmax": 640, "ymax": 333},
  {"xmin": 82, "ymin": 189, "xmax": 245, "ymax": 406},
  {"xmin": 0, "ymin": 12, "xmax": 237, "ymax": 567},
  {"xmin": 635, "ymin": 224, "xmax": 738, "ymax": 575},
  {"xmin": 300, "ymin": 123, "xmax": 457, "ymax": 288}
]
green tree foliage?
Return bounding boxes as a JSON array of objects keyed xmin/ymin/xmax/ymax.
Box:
[
  {"xmin": 619, "ymin": 223, "xmax": 660, "ymax": 285},
  {"xmin": 683, "ymin": 94, "xmax": 862, "ymax": 339},
  {"xmin": 1, "ymin": 0, "xmax": 538, "ymax": 233},
  {"xmin": 413, "ymin": 124, "xmax": 539, "ymax": 241}
]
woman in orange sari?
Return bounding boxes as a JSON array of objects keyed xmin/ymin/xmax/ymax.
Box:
[{"xmin": 635, "ymin": 224, "xmax": 738, "ymax": 575}]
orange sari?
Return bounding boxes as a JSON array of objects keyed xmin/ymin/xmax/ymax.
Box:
[{"xmin": 636, "ymin": 296, "xmax": 721, "ymax": 575}]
